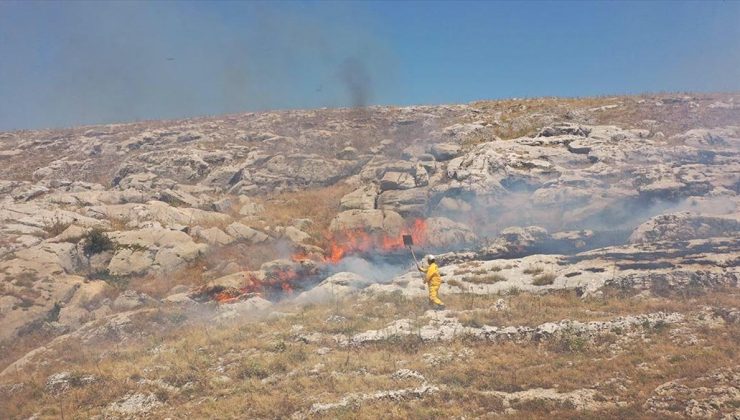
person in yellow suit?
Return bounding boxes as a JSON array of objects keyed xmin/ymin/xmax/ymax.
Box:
[{"xmin": 418, "ymin": 254, "xmax": 445, "ymax": 309}]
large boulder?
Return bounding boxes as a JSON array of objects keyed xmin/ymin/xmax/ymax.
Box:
[
  {"xmin": 629, "ymin": 212, "xmax": 740, "ymax": 244},
  {"xmin": 158, "ymin": 189, "xmax": 205, "ymax": 208},
  {"xmin": 85, "ymin": 201, "xmax": 230, "ymax": 230},
  {"xmin": 537, "ymin": 123, "xmax": 591, "ymax": 138},
  {"xmin": 447, "ymin": 141, "xmax": 562, "ymax": 195},
  {"xmin": 430, "ymin": 143, "xmax": 461, "ymax": 161},
  {"xmin": 210, "ymin": 271, "xmax": 258, "ymax": 289},
  {"xmin": 671, "ymin": 126, "xmax": 740, "ymax": 150},
  {"xmin": 108, "ymin": 228, "xmax": 208, "ymax": 274},
  {"xmin": 438, "ymin": 122, "xmax": 491, "ymax": 142},
  {"xmin": 293, "ymin": 272, "xmax": 367, "ymax": 305},
  {"xmin": 57, "ymin": 280, "xmax": 113, "ymax": 327},
  {"xmin": 224, "ymin": 222, "xmax": 269, "ymax": 244},
  {"xmin": 336, "ymin": 146, "xmax": 359, "ymax": 160},
  {"xmin": 414, "ymin": 163, "xmax": 430, "ymax": 187},
  {"xmin": 424, "ymin": 217, "xmax": 478, "ymax": 249},
  {"xmin": 435, "ymin": 197, "xmax": 472, "ymax": 213},
  {"xmin": 380, "ymin": 171, "xmax": 416, "ymax": 191},
  {"xmin": 250, "ymin": 154, "xmax": 359, "ymax": 189},
  {"xmin": 238, "ymin": 197, "xmax": 265, "ymax": 217},
  {"xmin": 192, "ymin": 227, "xmax": 234, "ymax": 246},
  {"xmin": 339, "ymin": 185, "xmax": 378, "ymax": 211},
  {"xmin": 108, "ymin": 249, "xmax": 155, "ymax": 276},
  {"xmin": 111, "ymin": 290, "xmax": 158, "ymax": 311},
  {"xmin": 203, "ymin": 164, "xmax": 246, "ymax": 190},
  {"xmin": 480, "ymin": 226, "xmax": 550, "ymax": 258},
  {"xmin": 329, "ymin": 210, "xmax": 405, "ymax": 236},
  {"xmin": 377, "ymin": 188, "xmax": 429, "ymax": 217},
  {"xmin": 280, "ymin": 226, "xmax": 311, "ymax": 244}
]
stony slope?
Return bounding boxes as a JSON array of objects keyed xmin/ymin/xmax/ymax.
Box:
[{"xmin": 0, "ymin": 93, "xmax": 738, "ymax": 418}]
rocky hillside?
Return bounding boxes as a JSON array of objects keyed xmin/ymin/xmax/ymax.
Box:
[{"xmin": 0, "ymin": 93, "xmax": 738, "ymax": 418}]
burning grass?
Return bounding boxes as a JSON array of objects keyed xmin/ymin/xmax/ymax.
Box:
[{"xmin": 324, "ymin": 218, "xmax": 428, "ymax": 263}]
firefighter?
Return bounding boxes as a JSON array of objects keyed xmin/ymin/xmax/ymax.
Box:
[{"xmin": 418, "ymin": 254, "xmax": 445, "ymax": 309}]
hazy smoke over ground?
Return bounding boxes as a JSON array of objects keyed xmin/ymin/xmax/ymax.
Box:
[{"xmin": 332, "ymin": 256, "xmax": 411, "ymax": 284}]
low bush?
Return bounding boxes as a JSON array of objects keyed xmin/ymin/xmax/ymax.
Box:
[
  {"xmin": 465, "ymin": 273, "xmax": 506, "ymax": 284},
  {"xmin": 523, "ymin": 265, "xmax": 544, "ymax": 275},
  {"xmin": 82, "ymin": 229, "xmax": 115, "ymax": 257},
  {"xmin": 532, "ymin": 272, "xmax": 557, "ymax": 286}
]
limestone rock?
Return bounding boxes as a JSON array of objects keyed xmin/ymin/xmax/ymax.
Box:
[
  {"xmin": 537, "ymin": 123, "xmax": 591, "ymax": 137},
  {"xmin": 329, "ymin": 210, "xmax": 405, "ymax": 236},
  {"xmin": 481, "ymin": 226, "xmax": 550, "ymax": 258},
  {"xmin": 108, "ymin": 228, "xmax": 208, "ymax": 274},
  {"xmin": 210, "ymin": 271, "xmax": 256, "ymax": 289},
  {"xmin": 224, "ymin": 222, "xmax": 269, "ymax": 243},
  {"xmin": 238, "ymin": 197, "xmax": 264, "ymax": 217},
  {"xmin": 111, "ymin": 290, "xmax": 158, "ymax": 311},
  {"xmin": 380, "ymin": 171, "xmax": 416, "ymax": 191},
  {"xmin": 430, "ymin": 143, "xmax": 460, "ymax": 161},
  {"xmin": 340, "ymin": 185, "xmax": 378, "ymax": 211},
  {"xmin": 435, "ymin": 197, "xmax": 472, "ymax": 213},
  {"xmin": 108, "ymin": 248, "xmax": 155, "ymax": 276},
  {"xmin": 414, "ymin": 163, "xmax": 429, "ymax": 187},
  {"xmin": 107, "ymin": 392, "xmax": 163, "ymax": 415},
  {"xmin": 293, "ymin": 272, "xmax": 367, "ymax": 305},
  {"xmin": 629, "ymin": 212, "xmax": 740, "ymax": 244},
  {"xmin": 193, "ymin": 227, "xmax": 234, "ymax": 246},
  {"xmin": 159, "ymin": 189, "xmax": 204, "ymax": 208},
  {"xmin": 336, "ymin": 146, "xmax": 359, "ymax": 160},
  {"xmin": 212, "ymin": 196, "xmax": 237, "ymax": 213},
  {"xmin": 424, "ymin": 217, "xmax": 478, "ymax": 249},
  {"xmin": 377, "ymin": 188, "xmax": 429, "ymax": 217}
]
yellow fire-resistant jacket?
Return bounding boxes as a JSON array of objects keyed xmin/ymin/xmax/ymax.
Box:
[{"xmin": 420, "ymin": 262, "xmax": 442, "ymax": 285}]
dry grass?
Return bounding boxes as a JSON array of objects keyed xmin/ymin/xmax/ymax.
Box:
[
  {"xmin": 128, "ymin": 262, "xmax": 207, "ymax": 299},
  {"xmin": 108, "ymin": 216, "xmax": 132, "ymax": 231},
  {"xmin": 464, "ymin": 273, "xmax": 507, "ymax": 284},
  {"xmin": 523, "ymin": 265, "xmax": 544, "ymax": 275},
  {"xmin": 248, "ymin": 183, "xmax": 352, "ymax": 248},
  {"xmin": 41, "ymin": 217, "xmax": 73, "ymax": 239},
  {"xmin": 532, "ymin": 272, "xmax": 557, "ymax": 286},
  {"xmin": 0, "ymin": 286, "xmax": 738, "ymax": 418}
]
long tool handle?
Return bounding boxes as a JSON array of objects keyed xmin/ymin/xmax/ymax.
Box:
[{"xmin": 409, "ymin": 246, "xmax": 419, "ymax": 265}]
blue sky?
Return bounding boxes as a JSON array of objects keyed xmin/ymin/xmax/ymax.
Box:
[{"xmin": 0, "ymin": 1, "xmax": 738, "ymax": 131}]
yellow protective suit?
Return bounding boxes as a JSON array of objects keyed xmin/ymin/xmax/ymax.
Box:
[{"xmin": 419, "ymin": 262, "xmax": 444, "ymax": 307}]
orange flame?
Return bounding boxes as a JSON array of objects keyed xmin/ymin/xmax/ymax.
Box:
[
  {"xmin": 208, "ymin": 218, "xmax": 429, "ymax": 304},
  {"xmin": 322, "ymin": 218, "xmax": 428, "ymax": 264}
]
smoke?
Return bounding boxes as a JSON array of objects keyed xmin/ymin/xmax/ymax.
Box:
[
  {"xmin": 331, "ymin": 255, "xmax": 410, "ymax": 284},
  {"xmin": 337, "ymin": 56, "xmax": 373, "ymax": 108},
  {"xmin": 436, "ymin": 192, "xmax": 728, "ymax": 245}
]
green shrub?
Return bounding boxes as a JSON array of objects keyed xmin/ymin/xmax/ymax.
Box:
[{"xmin": 82, "ymin": 228, "xmax": 115, "ymax": 257}]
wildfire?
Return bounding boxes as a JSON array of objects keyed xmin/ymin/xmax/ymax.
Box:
[
  {"xmin": 200, "ymin": 218, "xmax": 430, "ymax": 304},
  {"xmin": 324, "ymin": 218, "xmax": 428, "ymax": 263},
  {"xmin": 197, "ymin": 269, "xmax": 301, "ymax": 304}
]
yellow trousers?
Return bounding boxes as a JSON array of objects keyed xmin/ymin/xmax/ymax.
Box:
[{"xmin": 427, "ymin": 279, "xmax": 444, "ymax": 306}]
